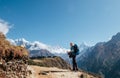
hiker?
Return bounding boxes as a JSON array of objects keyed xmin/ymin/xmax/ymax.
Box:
[{"xmin": 67, "ymin": 42, "xmax": 79, "ymax": 71}]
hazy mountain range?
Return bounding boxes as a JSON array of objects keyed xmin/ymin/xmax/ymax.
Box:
[{"xmin": 77, "ymin": 32, "xmax": 120, "ymax": 78}]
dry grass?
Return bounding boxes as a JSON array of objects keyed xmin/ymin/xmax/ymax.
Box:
[
  {"xmin": 29, "ymin": 57, "xmax": 71, "ymax": 69},
  {"xmin": 0, "ymin": 32, "xmax": 29, "ymax": 62}
]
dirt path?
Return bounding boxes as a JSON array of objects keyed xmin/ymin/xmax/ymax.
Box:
[{"xmin": 27, "ymin": 65, "xmax": 100, "ymax": 78}]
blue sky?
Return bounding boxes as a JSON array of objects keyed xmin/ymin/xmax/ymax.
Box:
[{"xmin": 0, "ymin": 0, "xmax": 120, "ymax": 48}]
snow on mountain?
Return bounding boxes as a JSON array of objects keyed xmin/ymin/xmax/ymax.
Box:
[
  {"xmin": 7, "ymin": 38, "xmax": 68, "ymax": 54},
  {"xmin": 79, "ymin": 42, "xmax": 90, "ymax": 51},
  {"xmin": 77, "ymin": 43, "xmax": 91, "ymax": 60}
]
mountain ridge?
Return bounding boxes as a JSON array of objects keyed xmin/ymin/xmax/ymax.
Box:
[{"xmin": 77, "ymin": 32, "xmax": 120, "ymax": 78}]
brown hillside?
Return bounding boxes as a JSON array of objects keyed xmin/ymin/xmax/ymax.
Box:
[
  {"xmin": 0, "ymin": 32, "xmax": 30, "ymax": 78},
  {"xmin": 29, "ymin": 57, "xmax": 71, "ymax": 69},
  {"xmin": 0, "ymin": 32, "xmax": 29, "ymax": 62}
]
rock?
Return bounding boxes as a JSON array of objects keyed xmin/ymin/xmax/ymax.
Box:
[
  {"xmin": 39, "ymin": 71, "xmax": 48, "ymax": 75},
  {"xmin": 0, "ymin": 59, "xmax": 31, "ymax": 78}
]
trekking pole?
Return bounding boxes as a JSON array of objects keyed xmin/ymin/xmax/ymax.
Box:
[
  {"xmin": 69, "ymin": 58, "xmax": 71, "ymax": 64},
  {"xmin": 68, "ymin": 57, "xmax": 72, "ymax": 71},
  {"xmin": 66, "ymin": 50, "xmax": 72, "ymax": 70}
]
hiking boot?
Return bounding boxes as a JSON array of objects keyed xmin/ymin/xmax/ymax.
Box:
[{"xmin": 76, "ymin": 68, "xmax": 78, "ymax": 71}]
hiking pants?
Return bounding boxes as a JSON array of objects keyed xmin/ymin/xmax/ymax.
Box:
[{"xmin": 72, "ymin": 55, "xmax": 78, "ymax": 71}]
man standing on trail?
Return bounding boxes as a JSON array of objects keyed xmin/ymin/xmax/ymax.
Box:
[{"xmin": 67, "ymin": 42, "xmax": 79, "ymax": 71}]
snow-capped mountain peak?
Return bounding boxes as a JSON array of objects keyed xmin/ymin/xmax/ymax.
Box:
[
  {"xmin": 8, "ymin": 38, "xmax": 68, "ymax": 54},
  {"xmin": 79, "ymin": 42, "xmax": 90, "ymax": 51}
]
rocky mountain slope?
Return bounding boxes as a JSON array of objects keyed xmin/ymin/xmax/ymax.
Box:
[
  {"xmin": 0, "ymin": 32, "xmax": 29, "ymax": 78},
  {"xmin": 77, "ymin": 32, "xmax": 120, "ymax": 78},
  {"xmin": 30, "ymin": 49, "xmax": 54, "ymax": 57}
]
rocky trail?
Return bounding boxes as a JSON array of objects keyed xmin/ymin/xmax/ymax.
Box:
[{"xmin": 28, "ymin": 65, "xmax": 101, "ymax": 78}]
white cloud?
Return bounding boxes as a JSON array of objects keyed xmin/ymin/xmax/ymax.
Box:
[{"xmin": 0, "ymin": 19, "xmax": 12, "ymax": 35}]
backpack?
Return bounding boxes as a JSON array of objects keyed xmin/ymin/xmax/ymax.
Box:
[{"xmin": 74, "ymin": 44, "xmax": 79, "ymax": 55}]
